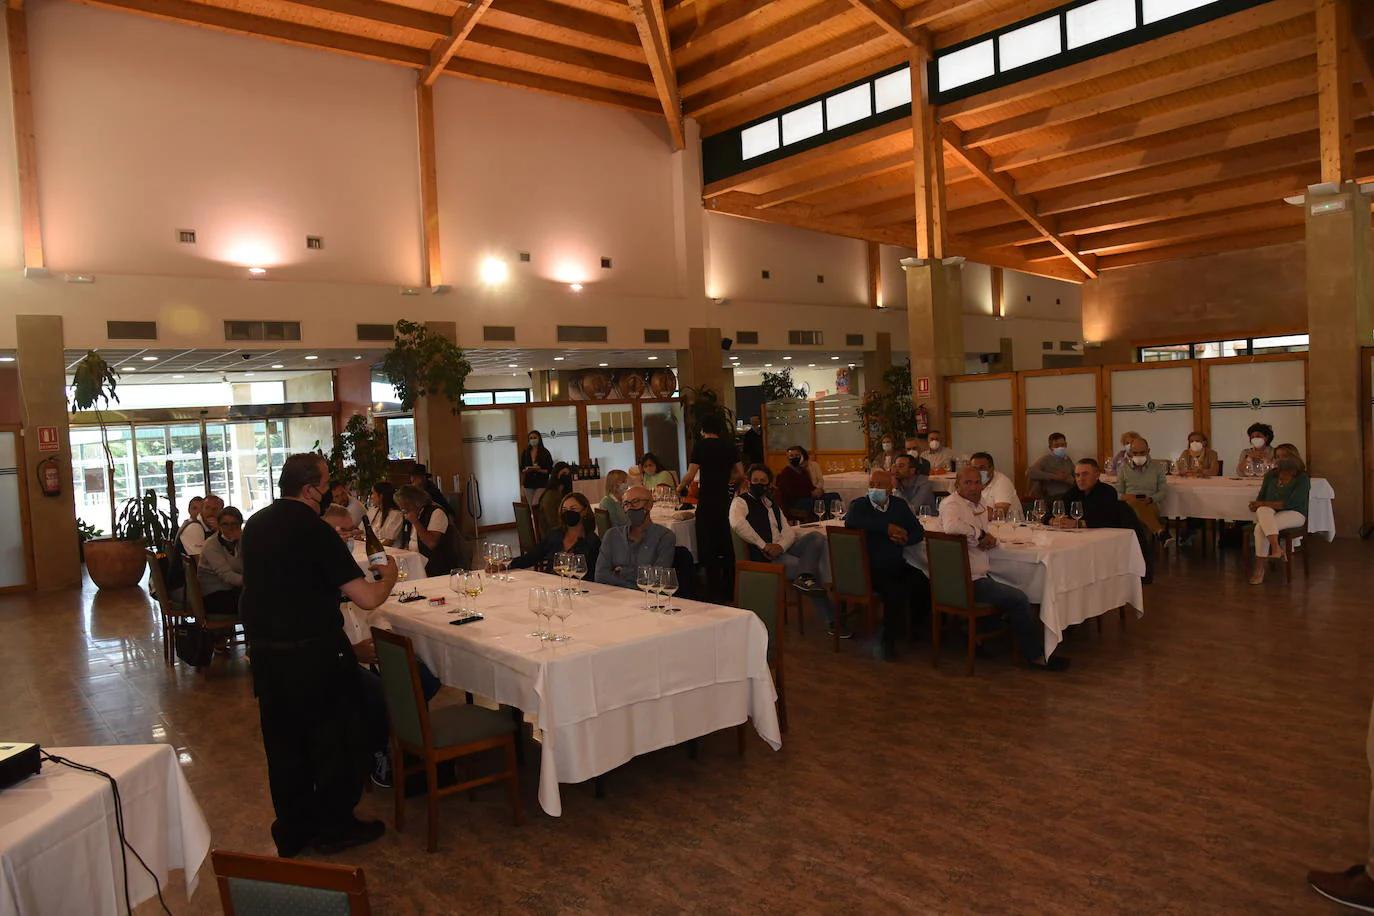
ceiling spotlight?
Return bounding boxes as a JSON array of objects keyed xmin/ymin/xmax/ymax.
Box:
[
  {"xmin": 353, "ymin": 355, "xmax": 362, "ymax": 360},
  {"xmin": 554, "ymin": 357, "xmax": 565, "ymax": 361},
  {"xmin": 248, "ymin": 267, "xmax": 267, "ymax": 276},
  {"xmin": 304, "ymin": 355, "xmax": 318, "ymax": 360},
  {"xmin": 729, "ymin": 355, "xmax": 739, "ymax": 360},
  {"xmin": 569, "ymin": 283, "xmax": 583, "ymax": 292},
  {"xmin": 480, "ymin": 257, "xmax": 509, "ymax": 285},
  {"xmin": 508, "ymin": 364, "xmax": 518, "ymax": 368},
  {"xmin": 764, "ymin": 363, "xmax": 773, "ymax": 367},
  {"xmin": 124, "ymin": 366, "xmax": 136, "ymax": 371},
  {"xmin": 782, "ymin": 356, "xmax": 792, "ymax": 360},
  {"xmin": 648, "ymin": 356, "xmax": 658, "ymax": 361},
  {"xmin": 172, "ymin": 374, "xmax": 184, "ymax": 379},
  {"xmin": 245, "ymin": 372, "xmax": 255, "ymax": 377},
  {"xmin": 271, "ymin": 364, "xmax": 284, "ymax": 369},
  {"xmin": 0, "ymin": 357, "xmax": 13, "ymax": 363},
  {"xmin": 598, "ymin": 362, "xmax": 608, "ymax": 367},
  {"xmin": 830, "ymin": 356, "xmax": 840, "ymax": 360},
  {"xmin": 141, "ymin": 355, "xmax": 158, "ymax": 361},
  {"xmin": 807, "ymin": 363, "xmax": 816, "ymax": 367}
]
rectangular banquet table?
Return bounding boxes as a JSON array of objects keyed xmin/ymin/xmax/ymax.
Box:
[
  {"xmin": 0, "ymin": 744, "xmax": 211, "ymax": 916},
  {"xmin": 1148, "ymin": 475, "xmax": 1336, "ymax": 539},
  {"xmin": 904, "ymin": 523, "xmax": 1145, "ymax": 659},
  {"xmin": 365, "ymin": 571, "xmax": 781, "ymax": 817}
]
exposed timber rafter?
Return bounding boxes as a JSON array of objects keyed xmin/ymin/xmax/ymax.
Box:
[
  {"xmin": 420, "ymin": 0, "xmax": 495, "ymax": 86},
  {"xmin": 627, "ymin": 0, "xmax": 685, "ymax": 149}
]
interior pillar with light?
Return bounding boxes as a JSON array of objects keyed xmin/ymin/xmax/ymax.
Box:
[
  {"xmin": 903, "ymin": 259, "xmax": 964, "ymax": 434},
  {"xmin": 411, "ymin": 321, "xmax": 466, "ymax": 503},
  {"xmin": 17, "ymin": 315, "xmax": 80, "ymax": 589}
]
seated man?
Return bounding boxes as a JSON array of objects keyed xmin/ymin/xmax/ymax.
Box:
[
  {"xmin": 892, "ymin": 454, "xmax": 936, "ymax": 517},
  {"xmin": 594, "ymin": 485, "xmax": 676, "ymax": 589},
  {"xmin": 903, "ymin": 436, "xmax": 923, "ymax": 459},
  {"xmin": 323, "ymin": 505, "xmax": 359, "ymax": 540},
  {"xmin": 330, "ymin": 481, "xmax": 367, "ymax": 527},
  {"xmin": 730, "ymin": 464, "xmax": 842, "ymax": 636},
  {"xmin": 776, "ymin": 444, "xmax": 822, "ymax": 518},
  {"xmin": 1055, "ymin": 457, "xmax": 1156, "ymax": 584},
  {"xmin": 1027, "ymin": 432, "xmax": 1074, "ymax": 501},
  {"xmin": 198, "ymin": 506, "xmax": 244, "ymax": 618},
  {"xmin": 921, "ymin": 431, "xmax": 954, "ymax": 473},
  {"xmin": 968, "ymin": 452, "xmax": 1019, "ymax": 515},
  {"xmin": 939, "ymin": 468, "xmax": 1069, "ymax": 672},
  {"xmin": 844, "ymin": 469, "xmax": 928, "ymax": 661},
  {"xmin": 1114, "ymin": 436, "xmax": 1172, "ymax": 545}
]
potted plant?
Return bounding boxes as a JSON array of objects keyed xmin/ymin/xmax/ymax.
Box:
[
  {"xmin": 681, "ymin": 384, "xmax": 734, "ymax": 439},
  {"xmin": 760, "ymin": 367, "xmax": 808, "ymax": 402},
  {"xmin": 326, "ymin": 414, "xmax": 390, "ymax": 500},
  {"xmin": 857, "ymin": 360, "xmax": 917, "ymax": 442},
  {"xmin": 381, "ymin": 319, "xmax": 472, "ymax": 415}
]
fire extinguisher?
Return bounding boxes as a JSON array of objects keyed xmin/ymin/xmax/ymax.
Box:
[
  {"xmin": 37, "ymin": 456, "xmax": 61, "ymax": 498},
  {"xmin": 914, "ymin": 403, "xmax": 930, "ymax": 436}
]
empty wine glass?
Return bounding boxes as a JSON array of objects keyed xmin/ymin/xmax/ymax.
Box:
[
  {"xmin": 918, "ymin": 504, "xmax": 934, "ymax": 520},
  {"xmin": 636, "ymin": 566, "xmax": 655, "ymax": 611},
  {"xmin": 464, "ymin": 569, "xmax": 483, "ymax": 614},
  {"xmin": 550, "ymin": 589, "xmax": 574, "ymax": 642},
  {"xmin": 813, "ymin": 499, "xmax": 826, "ymax": 521},
  {"xmin": 449, "ymin": 569, "xmax": 464, "ymax": 612},
  {"xmin": 498, "ymin": 543, "xmax": 513, "ymax": 581},
  {"xmin": 527, "ymin": 587, "xmax": 547, "ymax": 638},
  {"xmin": 1051, "ymin": 500, "xmax": 1066, "ymax": 525},
  {"xmin": 830, "ymin": 498, "xmax": 844, "ymax": 521},
  {"xmin": 1033, "ymin": 499, "xmax": 1048, "ymax": 525},
  {"xmin": 659, "ymin": 567, "xmax": 679, "ymax": 613},
  {"xmin": 1070, "ymin": 501, "xmax": 1085, "ymax": 527},
  {"xmin": 569, "ymin": 554, "xmax": 588, "ymax": 594}
]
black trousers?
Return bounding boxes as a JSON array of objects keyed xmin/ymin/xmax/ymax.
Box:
[
  {"xmin": 695, "ymin": 507, "xmax": 733, "ymax": 603},
  {"xmin": 872, "ymin": 564, "xmax": 930, "ymax": 651},
  {"xmin": 253, "ymin": 638, "xmax": 369, "ymax": 841},
  {"xmin": 202, "ymin": 587, "xmax": 241, "ymax": 618}
]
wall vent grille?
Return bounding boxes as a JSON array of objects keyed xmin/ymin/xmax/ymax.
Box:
[
  {"xmin": 225, "ymin": 320, "xmax": 302, "ymax": 342},
  {"xmin": 557, "ymin": 325, "xmax": 608, "ymax": 343},
  {"xmin": 107, "ymin": 321, "xmax": 157, "ymax": 340}
]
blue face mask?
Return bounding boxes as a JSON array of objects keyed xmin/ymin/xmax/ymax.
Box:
[
  {"xmin": 1052, "ymin": 446, "xmax": 1068, "ymax": 458},
  {"xmin": 978, "ymin": 470, "xmax": 991, "ymax": 485},
  {"xmin": 867, "ymin": 488, "xmax": 889, "ymax": 507}
]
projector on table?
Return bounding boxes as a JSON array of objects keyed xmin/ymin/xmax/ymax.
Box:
[{"xmin": 0, "ymin": 742, "xmax": 41, "ymax": 789}]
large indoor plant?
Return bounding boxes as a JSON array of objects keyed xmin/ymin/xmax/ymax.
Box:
[
  {"xmin": 858, "ymin": 359, "xmax": 916, "ymax": 442},
  {"xmin": 681, "ymin": 384, "xmax": 734, "ymax": 439},
  {"xmin": 381, "ymin": 319, "xmax": 473, "ymax": 415},
  {"xmin": 327, "ymin": 414, "xmax": 391, "ymax": 499}
]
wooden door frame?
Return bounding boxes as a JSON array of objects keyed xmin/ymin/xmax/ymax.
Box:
[
  {"xmin": 0, "ymin": 425, "xmax": 36, "ymax": 593},
  {"xmin": 1017, "ymin": 365, "xmax": 1104, "ymax": 484},
  {"xmin": 1099, "ymin": 359, "xmax": 1205, "ymax": 455},
  {"xmin": 1362, "ymin": 348, "xmax": 1373, "ymax": 533}
]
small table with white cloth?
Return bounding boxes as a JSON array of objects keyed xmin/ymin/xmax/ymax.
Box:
[
  {"xmin": 651, "ymin": 506, "xmax": 696, "ymax": 558},
  {"xmin": 0, "ymin": 744, "xmax": 212, "ymax": 916},
  {"xmin": 361, "ymin": 570, "xmax": 781, "ymax": 817},
  {"xmin": 1147, "ymin": 475, "xmax": 1336, "ymax": 539},
  {"xmin": 351, "ymin": 542, "xmax": 429, "ymax": 581},
  {"xmin": 905, "ymin": 521, "xmax": 1145, "ymax": 659}
]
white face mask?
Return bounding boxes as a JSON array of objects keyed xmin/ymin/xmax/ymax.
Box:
[
  {"xmin": 1131, "ymin": 455, "xmax": 1149, "ymax": 467},
  {"xmin": 1189, "ymin": 441, "xmax": 1204, "ymax": 453},
  {"xmin": 928, "ymin": 439, "xmax": 941, "ymax": 450},
  {"xmin": 1250, "ymin": 437, "xmax": 1267, "ymax": 449},
  {"xmin": 881, "ymin": 442, "xmax": 893, "ymax": 452}
]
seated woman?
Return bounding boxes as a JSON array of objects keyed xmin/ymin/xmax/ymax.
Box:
[
  {"xmin": 395, "ymin": 484, "xmax": 458, "ymax": 578},
  {"xmin": 598, "ymin": 469, "xmax": 629, "ymax": 528},
  {"xmin": 1175, "ymin": 430, "xmax": 1219, "ymax": 477},
  {"xmin": 197, "ymin": 506, "xmax": 244, "ymax": 618},
  {"xmin": 1110, "ymin": 430, "xmax": 1140, "ymax": 475},
  {"xmin": 510, "ymin": 492, "xmax": 600, "ymax": 573},
  {"xmin": 538, "ymin": 462, "xmax": 574, "ymax": 534},
  {"xmin": 365, "ymin": 481, "xmax": 404, "ymax": 546},
  {"xmin": 639, "ymin": 453, "xmax": 676, "ymax": 492},
  {"xmin": 1237, "ymin": 422, "xmax": 1276, "ymax": 478},
  {"xmin": 1247, "ymin": 442, "xmax": 1310, "ymax": 585}
]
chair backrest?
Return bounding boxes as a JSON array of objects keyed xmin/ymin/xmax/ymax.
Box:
[
  {"xmin": 824, "ymin": 527, "xmax": 872, "ymax": 601},
  {"xmin": 730, "ymin": 529, "xmax": 749, "ymax": 562},
  {"xmin": 733, "ymin": 560, "xmax": 784, "ymax": 668},
  {"xmin": 593, "ymin": 508, "xmax": 611, "ymax": 538},
  {"xmin": 370, "ymin": 626, "xmax": 432, "ymax": 752},
  {"xmin": 181, "ymin": 554, "xmax": 206, "ymax": 618},
  {"xmin": 512, "ymin": 502, "xmax": 538, "ymax": 554},
  {"xmin": 1216, "ymin": 459, "xmax": 1224, "ymax": 476},
  {"xmin": 212, "ymin": 849, "xmax": 370, "ymax": 916},
  {"xmin": 145, "ymin": 550, "xmax": 185, "ymax": 611},
  {"xmin": 924, "ymin": 531, "xmax": 976, "ymax": 613}
]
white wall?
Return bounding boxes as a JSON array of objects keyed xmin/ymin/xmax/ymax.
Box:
[
  {"xmin": 0, "ymin": 12, "xmax": 22, "ymax": 271},
  {"xmin": 705, "ymin": 213, "xmax": 867, "ymax": 307}
]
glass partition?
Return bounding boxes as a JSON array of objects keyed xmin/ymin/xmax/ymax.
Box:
[
  {"xmin": 763, "ymin": 399, "xmax": 813, "ymax": 452},
  {"xmin": 134, "ymin": 424, "xmax": 208, "ymax": 519},
  {"xmin": 586, "ymin": 403, "xmax": 637, "ymax": 476},
  {"xmin": 71, "ymin": 425, "xmax": 136, "ymax": 534},
  {"xmin": 460, "ymin": 409, "xmax": 519, "ymax": 527},
  {"xmin": 812, "ymin": 394, "xmax": 863, "ymax": 451},
  {"xmin": 640, "ymin": 401, "xmax": 685, "ymax": 472},
  {"xmin": 385, "ymin": 417, "xmax": 416, "ymax": 459},
  {"xmin": 0, "ymin": 432, "xmax": 28, "ymax": 588},
  {"xmin": 528, "ymin": 405, "xmax": 580, "ymax": 466}
]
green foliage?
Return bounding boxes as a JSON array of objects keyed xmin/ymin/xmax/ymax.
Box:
[
  {"xmin": 77, "ymin": 519, "xmax": 103, "ymax": 544},
  {"xmin": 327, "ymin": 415, "xmax": 391, "ymax": 498},
  {"xmin": 114, "ymin": 490, "xmax": 174, "ymax": 547},
  {"xmin": 681, "ymin": 385, "xmax": 734, "ymax": 439},
  {"xmin": 382, "ymin": 319, "xmax": 472, "ymax": 415},
  {"xmin": 69, "ymin": 350, "xmax": 122, "ymax": 533},
  {"xmin": 760, "ymin": 367, "xmax": 807, "ymax": 402},
  {"xmin": 857, "ymin": 360, "xmax": 916, "ymax": 441}
]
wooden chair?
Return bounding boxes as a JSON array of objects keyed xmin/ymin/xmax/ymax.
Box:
[
  {"xmin": 145, "ymin": 550, "xmax": 189, "ymax": 665},
  {"xmin": 512, "ymin": 501, "xmax": 538, "ymax": 554},
  {"xmin": 1243, "ymin": 522, "xmax": 1310, "ymax": 582},
  {"xmin": 823, "ymin": 527, "xmax": 876, "ymax": 651},
  {"xmin": 593, "ymin": 507, "xmax": 612, "ymax": 538},
  {"xmin": 370, "ymin": 627, "xmax": 522, "ymax": 851},
  {"xmin": 733, "ymin": 560, "xmax": 787, "ymax": 746},
  {"xmin": 211, "ymin": 849, "xmax": 371, "ymax": 915},
  {"xmin": 180, "ymin": 555, "xmax": 244, "ymax": 664},
  {"xmin": 924, "ymin": 531, "xmax": 1014, "ymax": 676},
  {"xmin": 730, "ymin": 529, "xmax": 804, "ymax": 635}
]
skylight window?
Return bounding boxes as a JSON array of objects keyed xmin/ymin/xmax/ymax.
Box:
[
  {"xmin": 1066, "ymin": 0, "xmax": 1136, "ymax": 49},
  {"xmin": 740, "ymin": 120, "xmax": 780, "ymax": 159},
  {"xmin": 937, "ymin": 40, "xmax": 996, "ymax": 91},
  {"xmin": 825, "ymin": 84, "xmax": 872, "ymax": 130},
  {"xmin": 998, "ymin": 17, "xmax": 1062, "ymax": 71}
]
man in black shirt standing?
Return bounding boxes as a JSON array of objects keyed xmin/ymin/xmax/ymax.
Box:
[
  {"xmin": 679, "ymin": 413, "xmax": 745, "ymax": 602},
  {"xmin": 242, "ymin": 452, "xmax": 399, "ymax": 858}
]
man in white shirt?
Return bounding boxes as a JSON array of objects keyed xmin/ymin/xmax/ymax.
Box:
[
  {"xmin": 330, "ymin": 482, "xmax": 367, "ymax": 527},
  {"xmin": 729, "ymin": 464, "xmax": 840, "ymax": 635},
  {"xmin": 938, "ymin": 467, "xmax": 1068, "ymax": 672},
  {"xmin": 921, "ymin": 431, "xmax": 955, "ymax": 472},
  {"xmin": 967, "ymin": 452, "xmax": 1019, "ymax": 514}
]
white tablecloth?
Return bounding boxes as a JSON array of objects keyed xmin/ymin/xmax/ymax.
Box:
[
  {"xmin": 1148, "ymin": 476, "xmax": 1336, "ymax": 539},
  {"xmin": 362, "ymin": 571, "xmax": 780, "ymax": 817},
  {"xmin": 651, "ymin": 506, "xmax": 696, "ymax": 558},
  {"xmin": 571, "ymin": 479, "xmax": 605, "ymax": 504},
  {"xmin": 0, "ymin": 744, "xmax": 211, "ymax": 916},
  {"xmin": 905, "ymin": 524, "xmax": 1145, "ymax": 659},
  {"xmin": 351, "ymin": 542, "xmax": 429, "ymax": 580}
]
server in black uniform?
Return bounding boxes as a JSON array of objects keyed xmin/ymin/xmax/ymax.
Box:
[
  {"xmin": 241, "ymin": 452, "xmax": 399, "ymax": 858},
  {"xmin": 678, "ymin": 413, "xmax": 745, "ymax": 603}
]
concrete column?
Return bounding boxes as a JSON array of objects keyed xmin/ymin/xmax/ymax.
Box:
[
  {"xmin": 16, "ymin": 315, "xmax": 80, "ymax": 589},
  {"xmin": 1305, "ymin": 183, "xmax": 1372, "ymax": 537},
  {"xmin": 862, "ymin": 331, "xmax": 892, "ymax": 397},
  {"xmin": 333, "ymin": 363, "xmax": 373, "ymax": 434},
  {"xmin": 676, "ymin": 326, "xmax": 731, "ymax": 405},
  {"xmin": 901, "ymin": 258, "xmax": 964, "ymax": 429},
  {"xmin": 411, "ymin": 321, "xmax": 465, "ymax": 488}
]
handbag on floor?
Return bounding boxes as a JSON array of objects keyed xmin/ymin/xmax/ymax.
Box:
[{"xmin": 174, "ymin": 623, "xmax": 215, "ymax": 668}]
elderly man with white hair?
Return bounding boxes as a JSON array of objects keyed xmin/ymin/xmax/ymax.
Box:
[{"xmin": 594, "ymin": 485, "xmax": 676, "ymax": 590}]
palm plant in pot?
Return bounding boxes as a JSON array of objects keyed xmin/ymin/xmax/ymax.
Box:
[{"xmin": 70, "ymin": 350, "xmax": 167, "ymax": 589}]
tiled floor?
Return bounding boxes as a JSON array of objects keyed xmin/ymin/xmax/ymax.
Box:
[{"xmin": 3, "ymin": 538, "xmax": 1372, "ymax": 914}]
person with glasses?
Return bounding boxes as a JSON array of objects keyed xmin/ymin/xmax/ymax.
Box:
[
  {"xmin": 510, "ymin": 492, "xmax": 600, "ymax": 574},
  {"xmin": 198, "ymin": 506, "xmax": 245, "ymax": 617},
  {"xmin": 594, "ymin": 485, "xmax": 676, "ymax": 590},
  {"xmin": 1114, "ymin": 437, "xmax": 1171, "ymax": 544}
]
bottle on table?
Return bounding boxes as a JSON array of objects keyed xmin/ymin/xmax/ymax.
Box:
[{"xmin": 360, "ymin": 515, "xmax": 387, "ymax": 580}]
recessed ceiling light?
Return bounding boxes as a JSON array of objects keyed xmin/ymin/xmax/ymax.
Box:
[
  {"xmin": 598, "ymin": 362, "xmax": 608, "ymax": 367},
  {"xmin": 124, "ymin": 366, "xmax": 136, "ymax": 371},
  {"xmin": 0, "ymin": 357, "xmax": 13, "ymax": 363},
  {"xmin": 353, "ymin": 355, "xmax": 362, "ymax": 360},
  {"xmin": 830, "ymin": 356, "xmax": 840, "ymax": 360},
  {"xmin": 508, "ymin": 364, "xmax": 518, "ymax": 368},
  {"xmin": 764, "ymin": 363, "xmax": 773, "ymax": 367},
  {"xmin": 247, "ymin": 267, "xmax": 267, "ymax": 276},
  {"xmin": 807, "ymin": 363, "xmax": 816, "ymax": 367},
  {"xmin": 172, "ymin": 374, "xmax": 184, "ymax": 379},
  {"xmin": 729, "ymin": 355, "xmax": 739, "ymax": 360},
  {"xmin": 647, "ymin": 356, "xmax": 658, "ymax": 361},
  {"xmin": 141, "ymin": 355, "xmax": 158, "ymax": 361},
  {"xmin": 245, "ymin": 372, "xmax": 255, "ymax": 377},
  {"xmin": 782, "ymin": 356, "xmax": 792, "ymax": 360},
  {"xmin": 553, "ymin": 356, "xmax": 564, "ymax": 361},
  {"xmin": 304, "ymin": 355, "xmax": 318, "ymax": 360},
  {"xmin": 271, "ymin": 364, "xmax": 283, "ymax": 369}
]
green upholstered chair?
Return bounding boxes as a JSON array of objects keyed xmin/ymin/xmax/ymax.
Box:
[
  {"xmin": 370, "ymin": 627, "xmax": 522, "ymax": 852},
  {"xmin": 823, "ymin": 527, "xmax": 875, "ymax": 651},
  {"xmin": 733, "ymin": 560, "xmax": 787, "ymax": 742},
  {"xmin": 593, "ymin": 507, "xmax": 612, "ymax": 538},
  {"xmin": 211, "ymin": 850, "xmax": 370, "ymax": 915},
  {"xmin": 924, "ymin": 531, "xmax": 1013, "ymax": 676},
  {"xmin": 512, "ymin": 501, "xmax": 538, "ymax": 554},
  {"xmin": 146, "ymin": 549, "xmax": 188, "ymax": 665},
  {"xmin": 179, "ymin": 554, "xmax": 243, "ymax": 667},
  {"xmin": 731, "ymin": 528, "xmax": 804, "ymax": 635}
]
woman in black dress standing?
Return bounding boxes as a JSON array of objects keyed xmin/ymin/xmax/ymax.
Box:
[{"xmin": 520, "ymin": 430, "xmax": 554, "ymax": 506}]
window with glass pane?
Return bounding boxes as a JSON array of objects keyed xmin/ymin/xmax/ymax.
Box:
[
  {"xmin": 1252, "ymin": 334, "xmax": 1309, "ymax": 354},
  {"xmin": 387, "ymin": 417, "xmax": 416, "ymax": 459},
  {"xmin": 134, "ymin": 424, "xmax": 207, "ymax": 519},
  {"xmin": 461, "ymin": 392, "xmax": 494, "ymax": 406},
  {"xmin": 1138, "ymin": 345, "xmax": 1191, "ymax": 362},
  {"xmin": 781, "ymin": 102, "xmax": 824, "ymax": 145},
  {"xmin": 1066, "ymin": 0, "xmax": 1136, "ymax": 49},
  {"xmin": 824, "ymin": 86, "xmax": 871, "ymax": 131},
  {"xmin": 70, "ymin": 425, "xmax": 136, "ymax": 534},
  {"xmin": 937, "ymin": 40, "xmax": 995, "ymax": 91},
  {"xmin": 493, "ymin": 390, "xmax": 530, "ymax": 405},
  {"xmin": 998, "ymin": 16, "xmax": 1062, "ymax": 71},
  {"xmin": 1142, "ymin": 0, "xmax": 1219, "ymax": 24},
  {"xmin": 741, "ymin": 120, "xmax": 780, "ymax": 159},
  {"xmin": 873, "ymin": 67, "xmax": 911, "ymax": 112}
]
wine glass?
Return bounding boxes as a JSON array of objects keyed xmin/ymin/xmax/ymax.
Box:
[
  {"xmin": 551, "ymin": 551, "xmax": 566, "ymax": 580},
  {"xmin": 498, "ymin": 543, "xmax": 512, "ymax": 581},
  {"xmin": 1070, "ymin": 501, "xmax": 1084, "ymax": 527},
  {"xmin": 464, "ymin": 569, "xmax": 484, "ymax": 614},
  {"xmin": 550, "ymin": 589, "xmax": 574, "ymax": 642},
  {"xmin": 659, "ymin": 567, "xmax": 679, "ymax": 613},
  {"xmin": 449, "ymin": 569, "xmax": 464, "ymax": 612},
  {"xmin": 527, "ymin": 587, "xmax": 547, "ymax": 638},
  {"xmin": 1033, "ymin": 499, "xmax": 1048, "ymax": 525},
  {"xmin": 830, "ymin": 498, "xmax": 844, "ymax": 521},
  {"xmin": 636, "ymin": 566, "xmax": 655, "ymax": 611},
  {"xmin": 813, "ymin": 499, "xmax": 826, "ymax": 521},
  {"xmin": 1051, "ymin": 500, "xmax": 1066, "ymax": 525},
  {"xmin": 569, "ymin": 554, "xmax": 588, "ymax": 594},
  {"xmin": 918, "ymin": 505, "xmax": 934, "ymax": 521}
]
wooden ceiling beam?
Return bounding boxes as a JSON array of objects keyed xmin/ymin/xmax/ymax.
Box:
[
  {"xmin": 753, "ymin": 150, "xmax": 912, "ymax": 209},
  {"xmin": 911, "ymin": 46, "xmax": 946, "ymax": 260},
  {"xmin": 445, "ymin": 58, "xmax": 661, "ymax": 113},
  {"xmin": 1356, "ymin": 34, "xmax": 1374, "ymax": 115},
  {"xmin": 1096, "ymin": 226, "xmax": 1307, "ymax": 271},
  {"xmin": 677, "ymin": 0, "xmax": 849, "ymax": 91},
  {"xmin": 902, "ymin": 0, "xmax": 966, "ymax": 29},
  {"xmin": 295, "ymin": 0, "xmax": 449, "ymax": 35},
  {"xmin": 955, "ymin": 246, "xmax": 1087, "ymax": 285},
  {"xmin": 942, "ymin": 124, "xmax": 1097, "ymax": 279},
  {"xmin": 6, "ymin": 2, "xmax": 42, "ymax": 268},
  {"xmin": 932, "ymin": 0, "xmax": 1072, "ymax": 49},
  {"xmin": 810, "ymin": 170, "xmax": 915, "ymax": 215},
  {"xmin": 937, "ymin": 0, "xmax": 1312, "ymax": 122},
  {"xmin": 703, "ymin": 119, "xmax": 908, "ymax": 197},
  {"xmin": 668, "ymin": 0, "xmax": 779, "ymax": 51},
  {"xmin": 1074, "ymin": 205, "xmax": 1304, "ymax": 256},
  {"xmin": 959, "ymin": 33, "xmax": 1315, "ymax": 150},
  {"xmin": 416, "ymin": 82, "xmax": 442, "ymax": 288},
  {"xmin": 1316, "ymin": 0, "xmax": 1356, "ymax": 182},
  {"xmin": 466, "ymin": 26, "xmax": 653, "ymax": 83},
  {"xmin": 628, "ymin": 0, "xmax": 685, "ymax": 149},
  {"xmin": 490, "ymin": 0, "xmax": 640, "ymax": 48},
  {"xmin": 706, "ymin": 191, "xmax": 915, "ymax": 247},
  {"xmin": 420, "ymin": 0, "xmax": 494, "ymax": 86},
  {"xmin": 844, "ymin": 0, "xmax": 921, "ymax": 47}
]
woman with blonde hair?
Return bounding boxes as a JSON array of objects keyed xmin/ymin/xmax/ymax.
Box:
[
  {"xmin": 599, "ymin": 469, "xmax": 630, "ymax": 528},
  {"xmin": 1247, "ymin": 442, "xmax": 1310, "ymax": 585}
]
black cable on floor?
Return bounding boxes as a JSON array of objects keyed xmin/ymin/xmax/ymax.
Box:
[{"xmin": 40, "ymin": 752, "xmax": 173, "ymax": 916}]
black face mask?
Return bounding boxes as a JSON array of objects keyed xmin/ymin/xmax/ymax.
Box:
[
  {"xmin": 558, "ymin": 474, "xmax": 572, "ymax": 491},
  {"xmin": 561, "ymin": 509, "xmax": 582, "ymax": 528},
  {"xmin": 748, "ymin": 483, "xmax": 770, "ymax": 499},
  {"xmin": 788, "ymin": 457, "xmax": 801, "ymax": 467}
]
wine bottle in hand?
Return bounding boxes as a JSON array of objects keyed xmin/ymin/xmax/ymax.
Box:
[{"xmin": 360, "ymin": 515, "xmax": 387, "ymax": 580}]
